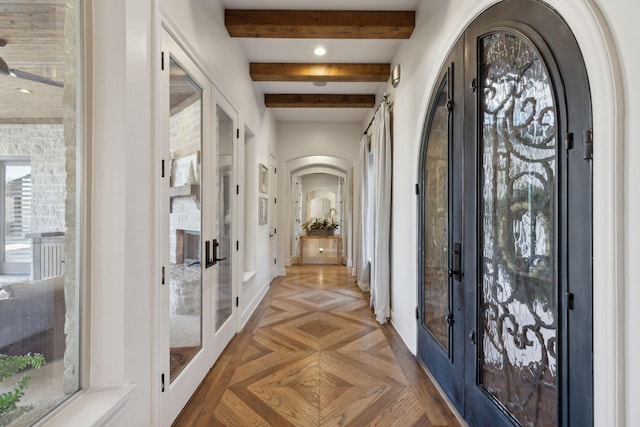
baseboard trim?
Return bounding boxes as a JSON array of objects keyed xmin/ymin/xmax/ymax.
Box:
[{"xmin": 239, "ymin": 280, "xmax": 269, "ymax": 331}]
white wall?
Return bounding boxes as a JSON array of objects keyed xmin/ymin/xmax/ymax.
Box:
[
  {"xmin": 239, "ymin": 110, "xmax": 276, "ymax": 328},
  {"xmin": 276, "ymin": 121, "xmax": 361, "ymax": 162},
  {"xmin": 386, "ymin": 0, "xmax": 635, "ymax": 424},
  {"xmin": 594, "ymin": 1, "xmax": 640, "ymax": 424}
]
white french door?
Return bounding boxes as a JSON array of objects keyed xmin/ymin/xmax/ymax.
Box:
[
  {"xmin": 209, "ymin": 91, "xmax": 238, "ymax": 362},
  {"xmin": 158, "ymin": 29, "xmax": 240, "ymax": 425},
  {"xmin": 158, "ymin": 30, "xmax": 213, "ymax": 425}
]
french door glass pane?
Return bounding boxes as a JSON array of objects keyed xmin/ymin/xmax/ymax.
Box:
[
  {"xmin": 479, "ymin": 32, "xmax": 557, "ymax": 425},
  {"xmin": 168, "ymin": 58, "xmax": 202, "ymax": 382},
  {"xmin": 215, "ymin": 106, "xmax": 233, "ymax": 331},
  {"xmin": 423, "ymin": 78, "xmax": 450, "ymax": 350}
]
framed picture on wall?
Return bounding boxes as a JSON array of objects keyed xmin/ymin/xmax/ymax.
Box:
[
  {"xmin": 259, "ymin": 163, "xmax": 268, "ymax": 193},
  {"xmin": 259, "ymin": 196, "xmax": 268, "ymax": 225}
]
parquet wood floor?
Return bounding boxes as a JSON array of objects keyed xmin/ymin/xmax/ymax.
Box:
[
  {"xmin": 170, "ymin": 346, "xmax": 200, "ymax": 382},
  {"xmin": 173, "ymin": 265, "xmax": 461, "ymax": 427}
]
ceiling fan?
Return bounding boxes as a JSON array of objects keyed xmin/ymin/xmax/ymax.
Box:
[{"xmin": 0, "ymin": 37, "xmax": 64, "ymax": 88}]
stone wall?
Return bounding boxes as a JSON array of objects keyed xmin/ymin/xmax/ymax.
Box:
[
  {"xmin": 170, "ymin": 100, "xmax": 200, "ymax": 169},
  {"xmin": 169, "ymin": 101, "xmax": 201, "ymax": 264},
  {"xmin": 0, "ymin": 124, "xmax": 66, "ymax": 234}
]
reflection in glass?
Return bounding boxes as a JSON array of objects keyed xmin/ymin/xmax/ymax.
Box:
[
  {"xmin": 423, "ymin": 78, "xmax": 450, "ymax": 350},
  {"xmin": 168, "ymin": 58, "xmax": 202, "ymax": 382},
  {"xmin": 0, "ymin": 1, "xmax": 80, "ymax": 425},
  {"xmin": 308, "ymin": 196, "xmax": 332, "ymax": 219},
  {"xmin": 215, "ymin": 106, "xmax": 233, "ymax": 331},
  {"xmin": 2, "ymin": 163, "xmax": 31, "ymax": 271},
  {"xmin": 479, "ymin": 32, "xmax": 557, "ymax": 426}
]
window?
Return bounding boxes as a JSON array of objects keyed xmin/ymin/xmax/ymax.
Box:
[
  {"xmin": 0, "ymin": 1, "xmax": 82, "ymax": 425},
  {"xmin": 0, "ymin": 160, "xmax": 32, "ymax": 276}
]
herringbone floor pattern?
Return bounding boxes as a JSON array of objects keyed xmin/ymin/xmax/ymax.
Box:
[{"xmin": 174, "ymin": 265, "xmax": 460, "ymax": 426}]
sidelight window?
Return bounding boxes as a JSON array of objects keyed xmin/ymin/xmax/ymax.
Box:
[{"xmin": 423, "ymin": 77, "xmax": 450, "ymax": 351}]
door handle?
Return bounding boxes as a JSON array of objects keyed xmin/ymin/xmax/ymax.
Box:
[
  {"xmin": 448, "ymin": 242, "xmax": 462, "ymax": 281},
  {"xmin": 205, "ymin": 240, "xmax": 215, "ymax": 268},
  {"xmin": 469, "ymin": 329, "xmax": 477, "ymax": 345},
  {"xmin": 212, "ymin": 239, "xmax": 227, "ymax": 264}
]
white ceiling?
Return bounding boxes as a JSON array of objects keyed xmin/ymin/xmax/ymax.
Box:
[
  {"xmin": 0, "ymin": 2, "xmax": 66, "ymax": 122},
  {"xmin": 220, "ymin": 0, "xmax": 421, "ymax": 123}
]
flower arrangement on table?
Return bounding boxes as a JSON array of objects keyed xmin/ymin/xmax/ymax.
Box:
[{"xmin": 302, "ymin": 208, "xmax": 339, "ymax": 235}]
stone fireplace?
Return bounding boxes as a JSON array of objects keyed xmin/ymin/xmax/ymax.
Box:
[
  {"xmin": 169, "ymin": 230, "xmax": 201, "ymax": 315},
  {"xmin": 169, "ymin": 195, "xmax": 201, "ymax": 315},
  {"xmin": 173, "ymin": 229, "xmax": 200, "ymax": 266}
]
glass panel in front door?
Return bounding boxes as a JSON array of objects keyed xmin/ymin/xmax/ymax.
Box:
[
  {"xmin": 479, "ymin": 32, "xmax": 557, "ymax": 425},
  {"xmin": 168, "ymin": 58, "xmax": 203, "ymax": 382},
  {"xmin": 423, "ymin": 78, "xmax": 450, "ymax": 351},
  {"xmin": 215, "ymin": 106, "xmax": 233, "ymax": 331}
]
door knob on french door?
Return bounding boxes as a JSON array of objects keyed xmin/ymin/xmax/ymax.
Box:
[
  {"xmin": 205, "ymin": 239, "xmax": 227, "ymax": 268},
  {"xmin": 205, "ymin": 240, "xmax": 215, "ymax": 268},
  {"xmin": 448, "ymin": 242, "xmax": 462, "ymax": 281},
  {"xmin": 212, "ymin": 238, "xmax": 227, "ymax": 263}
]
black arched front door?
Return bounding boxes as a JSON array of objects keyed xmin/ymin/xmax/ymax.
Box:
[{"xmin": 417, "ymin": 1, "xmax": 592, "ymax": 425}]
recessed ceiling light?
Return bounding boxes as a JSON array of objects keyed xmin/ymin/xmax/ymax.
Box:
[
  {"xmin": 314, "ymin": 46, "xmax": 326, "ymax": 56},
  {"xmin": 18, "ymin": 88, "xmax": 33, "ymax": 94}
]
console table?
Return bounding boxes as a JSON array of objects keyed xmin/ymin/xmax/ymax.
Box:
[{"xmin": 298, "ymin": 234, "xmax": 342, "ymax": 266}]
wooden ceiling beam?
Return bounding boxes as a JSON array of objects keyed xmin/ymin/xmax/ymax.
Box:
[
  {"xmin": 250, "ymin": 63, "xmax": 390, "ymax": 82},
  {"xmin": 225, "ymin": 10, "xmax": 415, "ymax": 39},
  {"xmin": 264, "ymin": 94, "xmax": 376, "ymax": 108}
]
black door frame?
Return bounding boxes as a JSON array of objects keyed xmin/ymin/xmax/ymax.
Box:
[{"xmin": 417, "ymin": 1, "xmax": 593, "ymax": 425}]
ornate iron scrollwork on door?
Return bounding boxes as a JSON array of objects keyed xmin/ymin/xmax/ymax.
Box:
[{"xmin": 479, "ymin": 32, "xmax": 558, "ymax": 426}]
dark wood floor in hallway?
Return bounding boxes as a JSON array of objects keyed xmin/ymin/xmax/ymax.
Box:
[{"xmin": 174, "ymin": 265, "xmax": 461, "ymax": 426}]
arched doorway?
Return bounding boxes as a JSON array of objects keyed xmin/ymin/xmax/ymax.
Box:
[
  {"xmin": 417, "ymin": 1, "xmax": 592, "ymax": 425},
  {"xmin": 291, "ymin": 169, "xmax": 346, "ymax": 265},
  {"xmin": 282, "ymin": 156, "xmax": 353, "ymax": 269}
]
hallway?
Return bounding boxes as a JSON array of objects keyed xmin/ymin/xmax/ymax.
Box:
[{"xmin": 174, "ymin": 265, "xmax": 460, "ymax": 426}]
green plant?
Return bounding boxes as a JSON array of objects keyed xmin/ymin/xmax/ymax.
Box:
[
  {"xmin": 302, "ymin": 209, "xmax": 339, "ymax": 232},
  {"xmin": 0, "ymin": 353, "xmax": 46, "ymax": 417},
  {"xmin": 301, "ymin": 216, "xmax": 339, "ymax": 231}
]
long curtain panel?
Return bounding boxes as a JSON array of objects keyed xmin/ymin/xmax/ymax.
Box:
[
  {"xmin": 370, "ymin": 102, "xmax": 392, "ymax": 323},
  {"xmin": 354, "ymin": 134, "xmax": 370, "ymax": 290}
]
